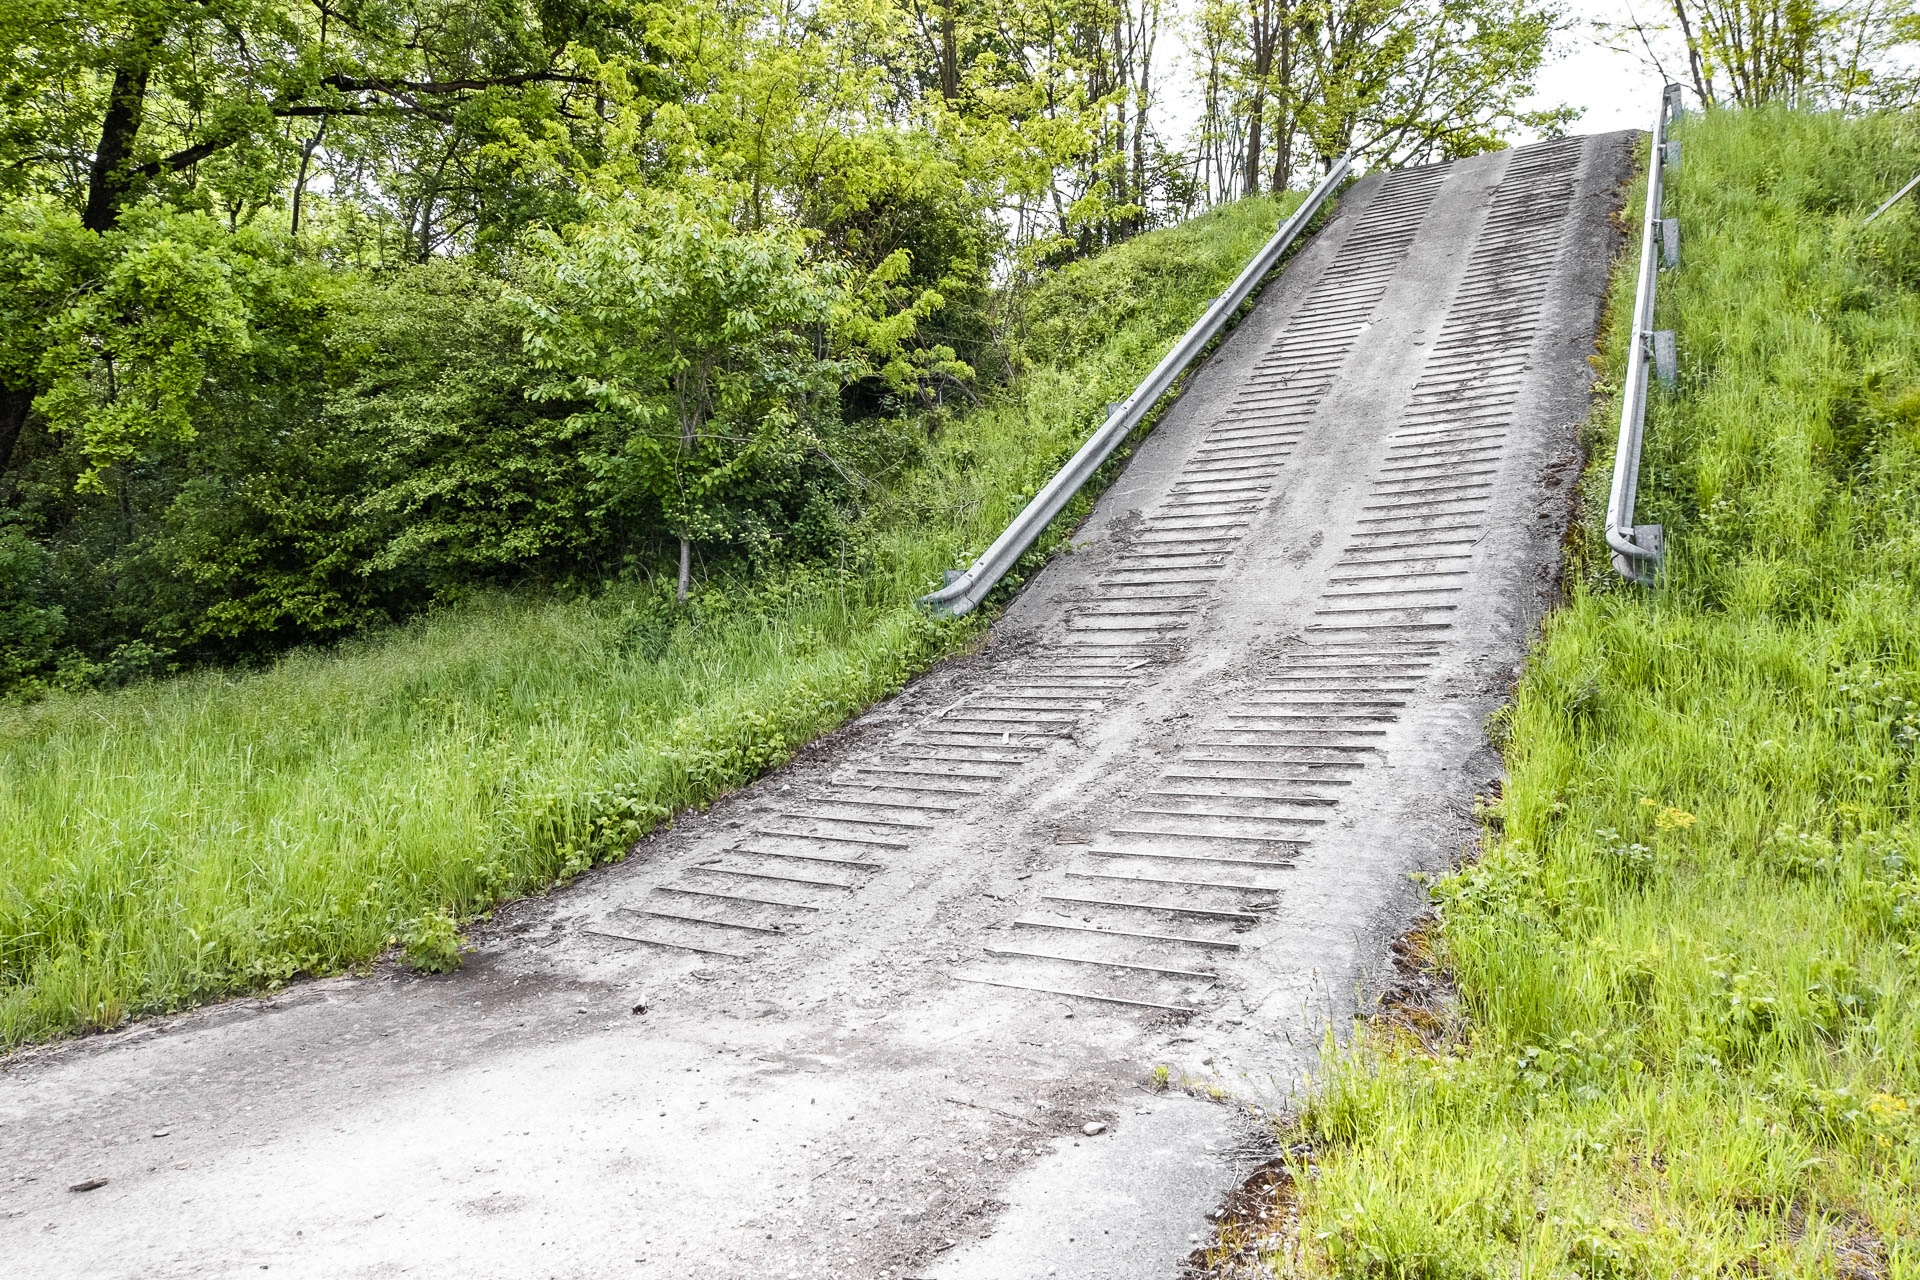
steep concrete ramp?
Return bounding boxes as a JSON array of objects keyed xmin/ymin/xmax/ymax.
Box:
[{"xmin": 0, "ymin": 133, "xmax": 1631, "ymax": 1280}]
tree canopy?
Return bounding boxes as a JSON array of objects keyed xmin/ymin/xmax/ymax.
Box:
[{"xmin": 1601, "ymin": 0, "xmax": 1920, "ymax": 110}]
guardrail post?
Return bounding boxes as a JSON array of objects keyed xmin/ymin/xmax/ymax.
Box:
[
  {"xmin": 1664, "ymin": 139, "xmax": 1681, "ymax": 169},
  {"xmin": 1659, "ymin": 217, "xmax": 1680, "ymax": 268},
  {"xmin": 1664, "ymin": 82, "xmax": 1684, "ymax": 120},
  {"xmin": 1652, "ymin": 330, "xmax": 1676, "ymax": 386}
]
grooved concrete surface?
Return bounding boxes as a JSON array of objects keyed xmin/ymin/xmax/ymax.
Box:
[{"xmin": 0, "ymin": 133, "xmax": 1632, "ymax": 1280}]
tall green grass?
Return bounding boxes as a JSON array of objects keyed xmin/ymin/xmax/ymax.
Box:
[
  {"xmin": 1274, "ymin": 111, "xmax": 1920, "ymax": 1277},
  {"xmin": 0, "ymin": 193, "xmax": 1303, "ymax": 1047}
]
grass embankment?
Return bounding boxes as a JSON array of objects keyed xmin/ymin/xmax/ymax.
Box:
[
  {"xmin": 0, "ymin": 193, "xmax": 1304, "ymax": 1047},
  {"xmin": 1270, "ymin": 111, "xmax": 1920, "ymax": 1275}
]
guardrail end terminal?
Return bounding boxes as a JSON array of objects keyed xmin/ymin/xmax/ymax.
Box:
[
  {"xmin": 1631, "ymin": 524, "xmax": 1665, "ymax": 585},
  {"xmin": 1609, "ymin": 526, "xmax": 1664, "ymax": 586}
]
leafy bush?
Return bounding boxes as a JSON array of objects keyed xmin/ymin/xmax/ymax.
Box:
[
  {"xmin": 0, "ymin": 525, "xmax": 65, "ymax": 692},
  {"xmin": 0, "ymin": 204, "xmax": 925, "ymax": 695},
  {"xmin": 400, "ymin": 912, "xmax": 464, "ymax": 975}
]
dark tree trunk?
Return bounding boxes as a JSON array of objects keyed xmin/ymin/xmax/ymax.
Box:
[
  {"xmin": 290, "ymin": 118, "xmax": 327, "ymax": 236},
  {"xmin": 1243, "ymin": 90, "xmax": 1265, "ymax": 196},
  {"xmin": 83, "ymin": 50, "xmax": 155, "ymax": 232},
  {"xmin": 1270, "ymin": 12, "xmax": 1293, "ymax": 192},
  {"xmin": 1670, "ymin": 0, "xmax": 1717, "ymax": 106},
  {"xmin": 938, "ymin": 5, "xmax": 960, "ymax": 101},
  {"xmin": 1243, "ymin": 0, "xmax": 1278, "ymax": 198},
  {"xmin": 1131, "ymin": 8, "xmax": 1154, "ymax": 229},
  {"xmin": 0, "ymin": 385, "xmax": 31, "ymax": 477}
]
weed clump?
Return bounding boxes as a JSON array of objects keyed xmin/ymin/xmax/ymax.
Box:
[{"xmin": 401, "ymin": 913, "xmax": 464, "ymax": 974}]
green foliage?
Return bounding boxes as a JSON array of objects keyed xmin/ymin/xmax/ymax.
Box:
[
  {"xmin": 1662, "ymin": 0, "xmax": 1920, "ymax": 110},
  {"xmin": 0, "ymin": 0, "xmax": 648, "ymax": 242},
  {"xmin": 32, "ymin": 207, "xmax": 337, "ymax": 488},
  {"xmin": 0, "ymin": 215, "xmax": 921, "ymax": 688},
  {"xmin": 0, "ymin": 200, "xmax": 99, "ymax": 397},
  {"xmin": 0, "ymin": 0, "xmax": 1581, "ymax": 692},
  {"xmin": 0, "ymin": 525, "xmax": 66, "ymax": 692},
  {"xmin": 517, "ymin": 196, "xmax": 853, "ymax": 581},
  {"xmin": 1187, "ymin": 0, "xmax": 1571, "ymax": 209},
  {"xmin": 1017, "ymin": 201, "xmax": 1280, "ymax": 365},
  {"xmin": 1281, "ymin": 108, "xmax": 1920, "ymax": 1278},
  {"xmin": 0, "ymin": 205, "xmax": 385, "ymax": 676},
  {"xmin": 330, "ymin": 259, "xmax": 605, "ymax": 583},
  {"xmin": 400, "ymin": 911, "xmax": 464, "ymax": 974}
]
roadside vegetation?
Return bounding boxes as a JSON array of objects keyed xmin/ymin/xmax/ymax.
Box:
[
  {"xmin": 1272, "ymin": 107, "xmax": 1920, "ymax": 1278},
  {"xmin": 0, "ymin": 192, "xmax": 1303, "ymax": 1045}
]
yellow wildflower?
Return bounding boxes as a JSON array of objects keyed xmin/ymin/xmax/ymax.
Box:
[
  {"xmin": 1866, "ymin": 1092, "xmax": 1910, "ymax": 1121},
  {"xmin": 1655, "ymin": 807, "xmax": 1697, "ymax": 831}
]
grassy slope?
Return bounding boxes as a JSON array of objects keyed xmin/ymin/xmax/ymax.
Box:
[
  {"xmin": 1276, "ymin": 111, "xmax": 1920, "ymax": 1277},
  {"xmin": 0, "ymin": 193, "xmax": 1302, "ymax": 1047}
]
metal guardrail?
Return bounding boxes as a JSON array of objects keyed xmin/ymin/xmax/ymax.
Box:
[
  {"xmin": 1605, "ymin": 83, "xmax": 1684, "ymax": 585},
  {"xmin": 917, "ymin": 156, "xmax": 1354, "ymax": 617},
  {"xmin": 1864, "ymin": 169, "xmax": 1920, "ymax": 226}
]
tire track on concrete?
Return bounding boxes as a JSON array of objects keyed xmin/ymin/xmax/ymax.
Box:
[{"xmin": 953, "ymin": 140, "xmax": 1590, "ymax": 1018}]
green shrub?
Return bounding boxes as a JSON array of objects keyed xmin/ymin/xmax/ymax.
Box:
[{"xmin": 401, "ymin": 912, "xmax": 464, "ymax": 975}]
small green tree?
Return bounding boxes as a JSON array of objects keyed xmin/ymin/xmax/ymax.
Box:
[{"xmin": 517, "ymin": 197, "xmax": 850, "ymax": 599}]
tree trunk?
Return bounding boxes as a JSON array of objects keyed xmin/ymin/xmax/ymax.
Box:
[
  {"xmin": 677, "ymin": 403, "xmax": 696, "ymax": 601},
  {"xmin": 1243, "ymin": 89, "xmax": 1265, "ymax": 196},
  {"xmin": 83, "ymin": 50, "xmax": 155, "ymax": 232},
  {"xmin": 1670, "ymin": 0, "xmax": 1716, "ymax": 106},
  {"xmin": 1131, "ymin": 1, "xmax": 1155, "ymax": 228},
  {"xmin": 0, "ymin": 385, "xmax": 32, "ymax": 477},
  {"xmin": 291, "ymin": 118, "xmax": 327, "ymax": 236},
  {"xmin": 1270, "ymin": 11, "xmax": 1293, "ymax": 192},
  {"xmin": 938, "ymin": 4, "xmax": 960, "ymax": 102},
  {"xmin": 1243, "ymin": 0, "xmax": 1277, "ymax": 198}
]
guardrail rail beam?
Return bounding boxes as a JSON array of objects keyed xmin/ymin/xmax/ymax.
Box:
[
  {"xmin": 1606, "ymin": 86, "xmax": 1683, "ymax": 586},
  {"xmin": 917, "ymin": 158, "xmax": 1353, "ymax": 618}
]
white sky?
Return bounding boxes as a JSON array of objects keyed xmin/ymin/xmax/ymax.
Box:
[
  {"xmin": 1522, "ymin": 0, "xmax": 1673, "ymax": 137},
  {"xmin": 1156, "ymin": 0, "xmax": 1678, "ymax": 155}
]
